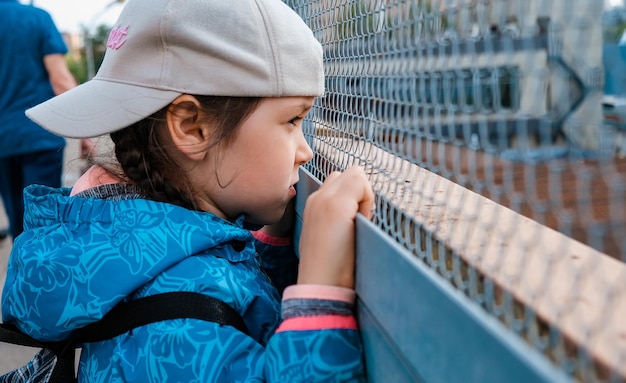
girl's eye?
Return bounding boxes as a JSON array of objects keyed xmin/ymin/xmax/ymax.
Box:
[{"xmin": 289, "ymin": 116, "xmax": 303, "ymax": 125}]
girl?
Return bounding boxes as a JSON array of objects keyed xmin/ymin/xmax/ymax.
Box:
[{"xmin": 1, "ymin": 0, "xmax": 373, "ymax": 382}]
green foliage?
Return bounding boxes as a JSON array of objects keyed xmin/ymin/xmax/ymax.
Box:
[
  {"xmin": 66, "ymin": 23, "xmax": 113, "ymax": 84},
  {"xmin": 91, "ymin": 24, "xmax": 113, "ymax": 72},
  {"xmin": 604, "ymin": 22, "xmax": 626, "ymax": 43},
  {"xmin": 66, "ymin": 55, "xmax": 87, "ymax": 84}
]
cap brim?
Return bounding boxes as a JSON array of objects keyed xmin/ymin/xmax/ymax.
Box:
[{"xmin": 26, "ymin": 79, "xmax": 181, "ymax": 139}]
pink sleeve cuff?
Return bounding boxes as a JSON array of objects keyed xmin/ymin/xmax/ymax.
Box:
[
  {"xmin": 276, "ymin": 315, "xmax": 358, "ymax": 332},
  {"xmin": 283, "ymin": 284, "xmax": 356, "ymax": 304},
  {"xmin": 251, "ymin": 230, "xmax": 291, "ymax": 246}
]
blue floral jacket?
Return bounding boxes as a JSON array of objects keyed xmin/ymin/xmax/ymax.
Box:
[{"xmin": 1, "ymin": 185, "xmax": 365, "ymax": 382}]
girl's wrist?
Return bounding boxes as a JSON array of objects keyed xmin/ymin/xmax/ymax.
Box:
[{"xmin": 283, "ymin": 284, "xmax": 355, "ymax": 304}]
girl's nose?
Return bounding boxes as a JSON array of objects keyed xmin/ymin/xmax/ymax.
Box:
[{"xmin": 297, "ymin": 132, "xmax": 314, "ymax": 165}]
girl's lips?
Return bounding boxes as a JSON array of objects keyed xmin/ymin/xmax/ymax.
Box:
[{"xmin": 288, "ymin": 185, "xmax": 296, "ymax": 196}]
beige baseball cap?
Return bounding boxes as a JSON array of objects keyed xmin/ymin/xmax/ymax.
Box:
[{"xmin": 26, "ymin": 0, "xmax": 324, "ymax": 138}]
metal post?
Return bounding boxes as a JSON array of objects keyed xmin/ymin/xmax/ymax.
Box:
[
  {"xmin": 85, "ymin": 0, "xmax": 125, "ymax": 80},
  {"xmin": 86, "ymin": 36, "xmax": 96, "ymax": 80}
]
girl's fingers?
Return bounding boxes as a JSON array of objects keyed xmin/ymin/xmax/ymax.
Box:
[{"xmin": 297, "ymin": 166, "xmax": 373, "ymax": 288}]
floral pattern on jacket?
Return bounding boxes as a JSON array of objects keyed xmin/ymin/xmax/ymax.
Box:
[{"xmin": 1, "ymin": 185, "xmax": 365, "ymax": 382}]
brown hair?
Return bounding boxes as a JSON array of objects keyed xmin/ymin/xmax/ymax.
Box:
[{"xmin": 107, "ymin": 96, "xmax": 261, "ymax": 210}]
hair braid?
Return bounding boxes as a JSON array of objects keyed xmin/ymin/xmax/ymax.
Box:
[{"xmin": 110, "ymin": 112, "xmax": 198, "ymax": 210}]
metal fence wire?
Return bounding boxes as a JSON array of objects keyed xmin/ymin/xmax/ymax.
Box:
[{"xmin": 284, "ymin": 0, "xmax": 626, "ymax": 382}]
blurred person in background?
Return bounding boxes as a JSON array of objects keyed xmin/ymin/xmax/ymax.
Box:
[{"xmin": 0, "ymin": 0, "xmax": 91, "ymax": 241}]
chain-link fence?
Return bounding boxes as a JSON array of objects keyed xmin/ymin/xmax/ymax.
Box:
[{"xmin": 285, "ymin": 0, "xmax": 626, "ymax": 382}]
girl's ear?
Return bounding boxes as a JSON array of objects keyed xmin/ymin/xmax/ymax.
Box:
[{"xmin": 166, "ymin": 95, "xmax": 213, "ymax": 162}]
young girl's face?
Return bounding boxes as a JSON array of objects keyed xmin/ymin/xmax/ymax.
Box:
[{"xmin": 197, "ymin": 96, "xmax": 315, "ymax": 225}]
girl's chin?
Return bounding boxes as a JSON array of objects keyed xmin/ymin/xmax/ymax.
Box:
[
  {"xmin": 244, "ymin": 211, "xmax": 287, "ymax": 227},
  {"xmin": 243, "ymin": 195, "xmax": 295, "ymax": 226}
]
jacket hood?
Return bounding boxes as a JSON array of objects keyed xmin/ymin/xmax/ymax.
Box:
[{"xmin": 1, "ymin": 184, "xmax": 256, "ymax": 340}]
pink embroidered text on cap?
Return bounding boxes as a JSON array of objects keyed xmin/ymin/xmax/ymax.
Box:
[{"xmin": 107, "ymin": 26, "xmax": 129, "ymax": 50}]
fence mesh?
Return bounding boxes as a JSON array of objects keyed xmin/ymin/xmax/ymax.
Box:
[{"xmin": 284, "ymin": 0, "xmax": 626, "ymax": 381}]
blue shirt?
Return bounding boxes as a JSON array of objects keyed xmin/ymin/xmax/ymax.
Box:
[{"xmin": 0, "ymin": 0, "xmax": 67, "ymax": 157}]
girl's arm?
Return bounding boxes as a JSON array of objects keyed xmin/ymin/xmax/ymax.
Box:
[{"xmin": 266, "ymin": 166, "xmax": 373, "ymax": 381}]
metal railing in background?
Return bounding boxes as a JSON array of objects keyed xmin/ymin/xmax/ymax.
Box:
[{"xmin": 286, "ymin": 1, "xmax": 626, "ymax": 382}]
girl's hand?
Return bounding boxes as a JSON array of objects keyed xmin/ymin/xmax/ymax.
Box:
[{"xmin": 297, "ymin": 166, "xmax": 374, "ymax": 289}]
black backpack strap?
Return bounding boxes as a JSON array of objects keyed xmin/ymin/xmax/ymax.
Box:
[
  {"xmin": 0, "ymin": 323, "xmax": 48, "ymax": 348},
  {"xmin": 0, "ymin": 291, "xmax": 248, "ymax": 350},
  {"xmin": 74, "ymin": 291, "xmax": 249, "ymax": 343},
  {"xmin": 1, "ymin": 292, "xmax": 248, "ymax": 383}
]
